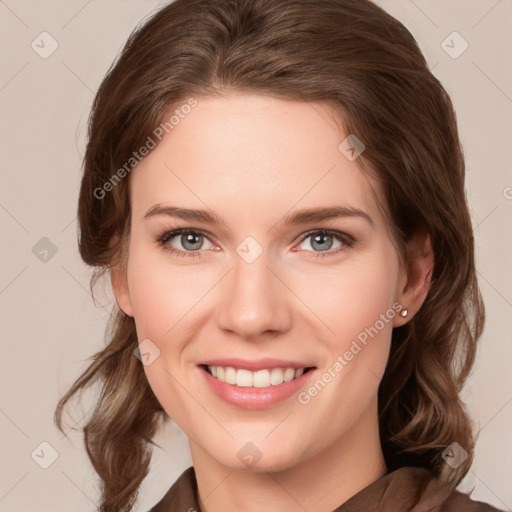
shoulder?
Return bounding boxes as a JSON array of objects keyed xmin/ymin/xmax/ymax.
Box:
[
  {"xmin": 336, "ymin": 466, "xmax": 505, "ymax": 512},
  {"xmin": 147, "ymin": 465, "xmax": 505, "ymax": 512},
  {"xmin": 147, "ymin": 466, "xmax": 200, "ymax": 512},
  {"xmin": 395, "ymin": 467, "xmax": 504, "ymax": 512}
]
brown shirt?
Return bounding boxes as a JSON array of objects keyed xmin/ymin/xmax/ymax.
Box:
[{"xmin": 148, "ymin": 465, "xmax": 504, "ymax": 512}]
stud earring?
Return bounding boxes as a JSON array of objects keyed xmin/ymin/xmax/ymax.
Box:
[{"xmin": 400, "ymin": 308, "xmax": 408, "ymax": 317}]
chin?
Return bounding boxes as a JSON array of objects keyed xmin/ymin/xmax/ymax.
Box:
[{"xmin": 209, "ymin": 443, "xmax": 303, "ymax": 473}]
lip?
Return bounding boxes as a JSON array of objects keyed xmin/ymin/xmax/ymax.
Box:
[
  {"xmin": 198, "ymin": 364, "xmax": 317, "ymax": 410},
  {"xmin": 196, "ymin": 357, "xmax": 313, "ymax": 371}
]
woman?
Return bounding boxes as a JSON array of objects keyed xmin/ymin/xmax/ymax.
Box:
[{"xmin": 55, "ymin": 0, "xmax": 504, "ymax": 511}]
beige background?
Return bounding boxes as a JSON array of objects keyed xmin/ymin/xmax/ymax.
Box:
[{"xmin": 0, "ymin": 1, "xmax": 511, "ymax": 511}]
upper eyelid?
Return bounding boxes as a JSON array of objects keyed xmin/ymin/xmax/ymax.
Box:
[{"xmin": 160, "ymin": 228, "xmax": 352, "ymax": 249}]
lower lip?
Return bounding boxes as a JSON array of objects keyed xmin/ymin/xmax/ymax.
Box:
[{"xmin": 199, "ymin": 366, "xmax": 316, "ymax": 409}]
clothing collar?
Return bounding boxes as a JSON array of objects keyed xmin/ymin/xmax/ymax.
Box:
[{"xmin": 148, "ymin": 465, "xmax": 501, "ymax": 512}]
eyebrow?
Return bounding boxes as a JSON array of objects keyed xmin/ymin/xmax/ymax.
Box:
[{"xmin": 143, "ymin": 204, "xmax": 374, "ymax": 227}]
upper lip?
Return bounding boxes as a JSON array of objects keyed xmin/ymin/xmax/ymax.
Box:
[{"xmin": 197, "ymin": 358, "xmax": 316, "ymax": 371}]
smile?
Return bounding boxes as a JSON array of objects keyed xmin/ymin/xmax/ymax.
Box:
[
  {"xmin": 206, "ymin": 365, "xmax": 311, "ymax": 387},
  {"xmin": 199, "ymin": 363, "xmax": 317, "ymax": 409}
]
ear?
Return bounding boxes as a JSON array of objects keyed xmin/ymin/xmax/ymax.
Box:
[
  {"xmin": 111, "ymin": 262, "xmax": 134, "ymax": 317},
  {"xmin": 110, "ymin": 237, "xmax": 134, "ymax": 318},
  {"xmin": 394, "ymin": 229, "xmax": 434, "ymax": 326}
]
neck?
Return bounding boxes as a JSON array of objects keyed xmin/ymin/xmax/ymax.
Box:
[{"xmin": 190, "ymin": 395, "xmax": 387, "ymax": 512}]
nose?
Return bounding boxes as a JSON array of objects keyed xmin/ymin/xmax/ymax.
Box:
[{"xmin": 215, "ymin": 251, "xmax": 293, "ymax": 341}]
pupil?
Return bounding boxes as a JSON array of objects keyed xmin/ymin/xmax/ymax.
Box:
[
  {"xmin": 183, "ymin": 233, "xmax": 202, "ymax": 251},
  {"xmin": 313, "ymin": 234, "xmax": 332, "ymax": 251}
]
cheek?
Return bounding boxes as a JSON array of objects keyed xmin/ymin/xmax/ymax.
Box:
[
  {"xmin": 292, "ymin": 256, "xmax": 399, "ymax": 435},
  {"xmin": 125, "ymin": 249, "xmax": 205, "ymax": 419},
  {"xmin": 291, "ymin": 250, "xmax": 400, "ymax": 347},
  {"xmin": 126, "ymin": 247, "xmax": 212, "ymax": 338}
]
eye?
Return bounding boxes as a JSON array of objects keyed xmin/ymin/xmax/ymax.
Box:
[
  {"xmin": 157, "ymin": 228, "xmax": 354, "ymax": 259},
  {"xmin": 294, "ymin": 230, "xmax": 354, "ymax": 258},
  {"xmin": 157, "ymin": 229, "xmax": 217, "ymax": 258}
]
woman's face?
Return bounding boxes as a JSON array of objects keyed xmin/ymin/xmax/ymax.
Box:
[{"xmin": 115, "ymin": 94, "xmax": 411, "ymax": 471}]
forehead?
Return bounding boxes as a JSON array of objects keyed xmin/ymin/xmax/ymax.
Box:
[{"xmin": 130, "ymin": 94, "xmax": 384, "ymax": 228}]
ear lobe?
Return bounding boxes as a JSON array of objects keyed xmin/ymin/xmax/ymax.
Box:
[
  {"xmin": 111, "ymin": 262, "xmax": 134, "ymax": 317},
  {"xmin": 394, "ymin": 229, "xmax": 434, "ymax": 326},
  {"xmin": 109, "ymin": 233, "xmax": 134, "ymax": 317}
]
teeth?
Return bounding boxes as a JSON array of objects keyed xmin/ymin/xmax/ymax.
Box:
[
  {"xmin": 237, "ymin": 369, "xmax": 253, "ymax": 387},
  {"xmin": 225, "ymin": 367, "xmax": 237, "ymax": 384},
  {"xmin": 207, "ymin": 365, "xmax": 306, "ymax": 387}
]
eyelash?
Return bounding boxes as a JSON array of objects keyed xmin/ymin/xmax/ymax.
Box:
[{"xmin": 156, "ymin": 228, "xmax": 355, "ymax": 260}]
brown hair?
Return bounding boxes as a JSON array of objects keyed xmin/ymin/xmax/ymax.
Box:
[{"xmin": 55, "ymin": 0, "xmax": 485, "ymax": 510}]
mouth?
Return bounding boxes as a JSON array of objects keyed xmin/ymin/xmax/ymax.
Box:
[
  {"xmin": 201, "ymin": 364, "xmax": 316, "ymax": 388},
  {"xmin": 196, "ymin": 357, "xmax": 318, "ymax": 409}
]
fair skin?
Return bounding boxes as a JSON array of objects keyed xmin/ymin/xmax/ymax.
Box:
[{"xmin": 112, "ymin": 94, "xmax": 433, "ymax": 512}]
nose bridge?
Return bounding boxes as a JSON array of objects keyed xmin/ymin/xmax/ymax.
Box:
[{"xmin": 215, "ymin": 247, "xmax": 291, "ymax": 338}]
